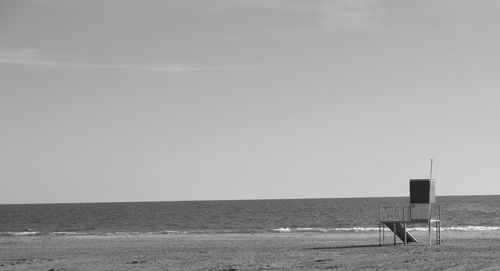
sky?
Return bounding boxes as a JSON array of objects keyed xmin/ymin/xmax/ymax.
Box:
[{"xmin": 1, "ymin": 0, "xmax": 500, "ymax": 204}]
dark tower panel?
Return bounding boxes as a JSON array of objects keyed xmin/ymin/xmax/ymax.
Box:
[{"xmin": 410, "ymin": 179, "xmax": 435, "ymax": 203}]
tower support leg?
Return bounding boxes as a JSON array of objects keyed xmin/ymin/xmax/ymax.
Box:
[
  {"xmin": 404, "ymin": 223, "xmax": 407, "ymax": 245},
  {"xmin": 379, "ymin": 223, "xmax": 381, "ymax": 246},
  {"xmin": 428, "ymin": 220, "xmax": 432, "ymax": 246},
  {"xmin": 436, "ymin": 220, "xmax": 441, "ymax": 245},
  {"xmin": 382, "ymin": 223, "xmax": 385, "ymax": 245},
  {"xmin": 393, "ymin": 222, "xmax": 396, "ymax": 246}
]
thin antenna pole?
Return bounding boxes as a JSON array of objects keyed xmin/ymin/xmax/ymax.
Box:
[
  {"xmin": 429, "ymin": 158, "xmax": 434, "ymax": 181},
  {"xmin": 428, "ymin": 158, "xmax": 434, "ymax": 245}
]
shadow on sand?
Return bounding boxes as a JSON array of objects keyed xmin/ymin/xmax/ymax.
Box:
[{"xmin": 307, "ymin": 244, "xmax": 384, "ymax": 250}]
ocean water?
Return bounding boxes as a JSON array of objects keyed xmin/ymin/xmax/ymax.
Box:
[{"xmin": 0, "ymin": 195, "xmax": 499, "ymax": 236}]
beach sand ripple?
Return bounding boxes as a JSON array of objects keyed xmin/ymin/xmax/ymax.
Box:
[{"xmin": 1, "ymin": 232, "xmax": 499, "ymax": 270}]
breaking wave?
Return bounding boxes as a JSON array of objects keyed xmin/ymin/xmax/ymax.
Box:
[
  {"xmin": 272, "ymin": 227, "xmax": 380, "ymax": 233},
  {"xmin": 272, "ymin": 226, "xmax": 500, "ymax": 233},
  {"xmin": 1, "ymin": 225, "xmax": 500, "ymax": 237},
  {"xmin": 0, "ymin": 230, "xmax": 41, "ymax": 236}
]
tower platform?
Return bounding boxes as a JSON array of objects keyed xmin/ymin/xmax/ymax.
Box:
[{"xmin": 378, "ymin": 206, "xmax": 441, "ymax": 246}]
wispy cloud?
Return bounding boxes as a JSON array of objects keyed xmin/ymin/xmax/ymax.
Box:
[
  {"xmin": 249, "ymin": 0, "xmax": 388, "ymax": 31},
  {"xmin": 0, "ymin": 49, "xmax": 270, "ymax": 72},
  {"xmin": 318, "ymin": 0, "xmax": 387, "ymax": 31}
]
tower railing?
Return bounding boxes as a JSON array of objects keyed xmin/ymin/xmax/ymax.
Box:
[
  {"xmin": 379, "ymin": 207, "xmax": 410, "ymax": 222},
  {"xmin": 379, "ymin": 205, "xmax": 440, "ymax": 223}
]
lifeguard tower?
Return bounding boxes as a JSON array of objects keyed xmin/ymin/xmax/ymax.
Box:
[{"xmin": 378, "ymin": 160, "xmax": 441, "ymax": 246}]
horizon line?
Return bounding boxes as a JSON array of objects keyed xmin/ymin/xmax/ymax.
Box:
[{"xmin": 1, "ymin": 193, "xmax": 498, "ymax": 206}]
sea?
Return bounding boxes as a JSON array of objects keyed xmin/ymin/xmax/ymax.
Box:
[{"xmin": 0, "ymin": 195, "xmax": 499, "ymax": 237}]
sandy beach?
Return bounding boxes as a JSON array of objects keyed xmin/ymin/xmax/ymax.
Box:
[{"xmin": 1, "ymin": 232, "xmax": 499, "ymax": 270}]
